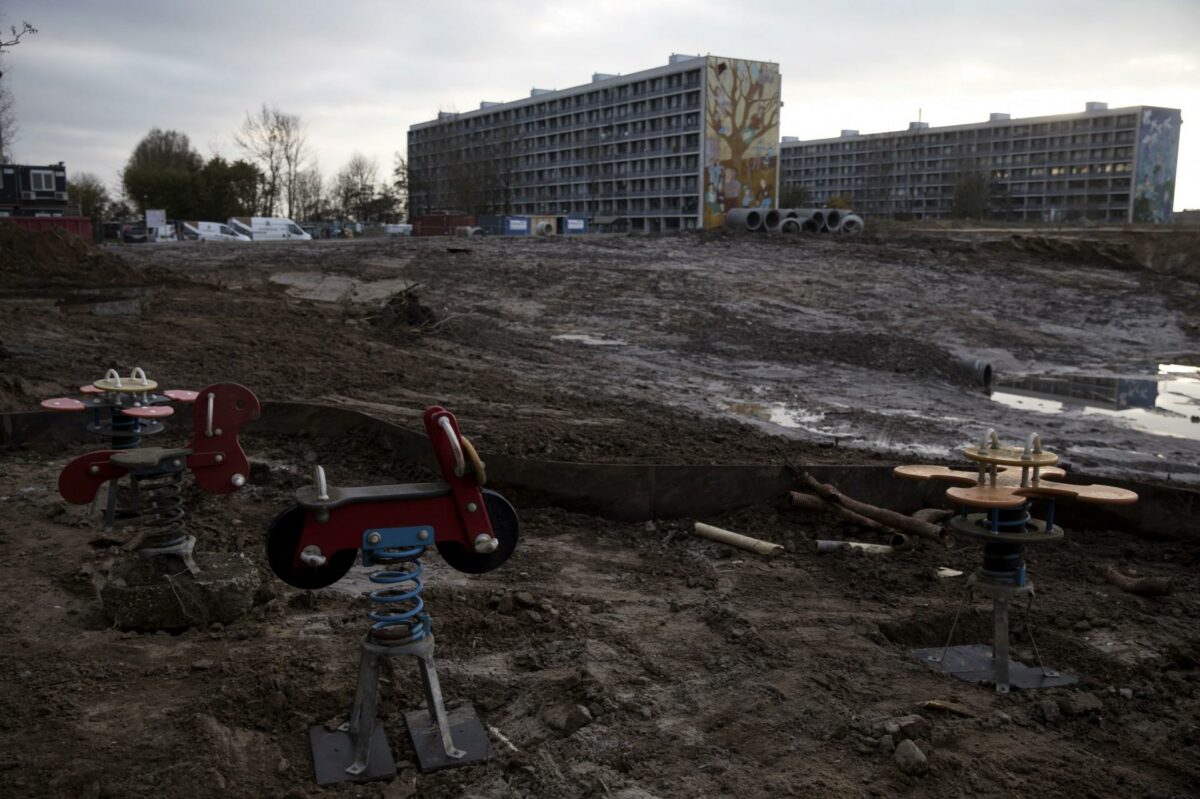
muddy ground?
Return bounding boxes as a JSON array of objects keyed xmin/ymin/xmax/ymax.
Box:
[{"xmin": 1, "ymin": 226, "xmax": 1199, "ymax": 798}]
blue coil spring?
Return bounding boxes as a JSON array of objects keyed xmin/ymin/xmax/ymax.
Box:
[
  {"xmin": 366, "ymin": 545, "xmax": 430, "ymax": 645},
  {"xmin": 987, "ymin": 501, "xmax": 1032, "ymax": 532}
]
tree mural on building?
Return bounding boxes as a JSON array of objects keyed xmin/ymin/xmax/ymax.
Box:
[{"xmin": 703, "ymin": 57, "xmax": 781, "ymax": 227}]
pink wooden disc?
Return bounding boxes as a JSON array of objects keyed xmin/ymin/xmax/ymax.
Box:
[
  {"xmin": 121, "ymin": 405, "xmax": 175, "ymax": 419},
  {"xmin": 79, "ymin": 385, "xmax": 104, "ymax": 394},
  {"xmin": 41, "ymin": 397, "xmax": 87, "ymax": 411},
  {"xmin": 163, "ymin": 389, "xmax": 199, "ymax": 403}
]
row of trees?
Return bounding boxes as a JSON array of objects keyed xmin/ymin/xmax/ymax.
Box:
[{"xmin": 115, "ymin": 106, "xmax": 410, "ymax": 225}]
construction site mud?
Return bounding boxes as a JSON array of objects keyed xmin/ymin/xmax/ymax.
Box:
[{"xmin": 1, "ymin": 227, "xmax": 1198, "ymax": 798}]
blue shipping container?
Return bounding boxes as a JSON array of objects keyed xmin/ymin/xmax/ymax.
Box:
[
  {"xmin": 476, "ymin": 214, "xmax": 503, "ymax": 235},
  {"xmin": 504, "ymin": 216, "xmax": 531, "ymax": 236}
]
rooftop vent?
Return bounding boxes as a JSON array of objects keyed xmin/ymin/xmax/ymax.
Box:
[
  {"xmin": 479, "ymin": 101, "xmax": 500, "ymax": 109},
  {"xmin": 530, "ymin": 88, "xmax": 554, "ymax": 97},
  {"xmin": 988, "ymin": 112, "xmax": 1011, "ymax": 122},
  {"xmin": 668, "ymin": 53, "xmax": 702, "ymax": 64},
  {"xmin": 840, "ymin": 129, "xmax": 860, "ymax": 138},
  {"xmin": 592, "ymin": 73, "xmax": 616, "ymax": 83},
  {"xmin": 781, "ymin": 135, "xmax": 800, "ymax": 143},
  {"xmin": 437, "ymin": 111, "xmax": 459, "ymax": 121},
  {"xmin": 1085, "ymin": 101, "xmax": 1108, "ymax": 112},
  {"xmin": 908, "ymin": 121, "xmax": 929, "ymax": 131}
]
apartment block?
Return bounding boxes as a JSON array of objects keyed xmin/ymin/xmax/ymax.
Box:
[
  {"xmin": 407, "ymin": 54, "xmax": 781, "ymax": 232},
  {"xmin": 779, "ymin": 104, "xmax": 1182, "ymax": 223}
]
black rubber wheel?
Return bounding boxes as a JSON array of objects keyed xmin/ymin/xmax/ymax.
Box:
[
  {"xmin": 266, "ymin": 504, "xmax": 357, "ymax": 590},
  {"xmin": 436, "ymin": 489, "xmax": 520, "ymax": 575}
]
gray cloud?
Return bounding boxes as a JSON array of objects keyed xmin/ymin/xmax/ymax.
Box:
[{"xmin": 3, "ymin": 0, "xmax": 1197, "ymax": 207}]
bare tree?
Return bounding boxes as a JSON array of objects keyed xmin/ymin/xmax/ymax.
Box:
[
  {"xmin": 333, "ymin": 152, "xmax": 379, "ymax": 220},
  {"xmin": 290, "ymin": 163, "xmax": 324, "ymax": 221},
  {"xmin": 0, "ymin": 19, "xmax": 37, "ymax": 161},
  {"xmin": 391, "ymin": 152, "xmax": 408, "ymax": 220},
  {"xmin": 279, "ymin": 112, "xmax": 308, "ymax": 219},
  {"xmin": 0, "ymin": 21, "xmax": 36, "ymax": 59},
  {"xmin": 235, "ymin": 104, "xmax": 305, "ymax": 217},
  {"xmin": 0, "ymin": 82, "xmax": 15, "ymax": 162},
  {"xmin": 70, "ymin": 172, "xmax": 110, "ymax": 241}
]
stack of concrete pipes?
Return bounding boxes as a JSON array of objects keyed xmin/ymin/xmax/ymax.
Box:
[{"xmin": 726, "ymin": 208, "xmax": 865, "ymax": 236}]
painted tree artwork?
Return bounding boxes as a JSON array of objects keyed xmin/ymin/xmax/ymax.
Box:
[
  {"xmin": 703, "ymin": 57, "xmax": 781, "ymax": 228},
  {"xmin": 1132, "ymin": 107, "xmax": 1181, "ymax": 224}
]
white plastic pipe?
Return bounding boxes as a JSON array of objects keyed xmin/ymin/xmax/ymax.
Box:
[{"xmin": 694, "ymin": 522, "xmax": 784, "ymax": 557}]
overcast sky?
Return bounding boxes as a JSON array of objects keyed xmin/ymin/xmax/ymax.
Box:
[{"xmin": 3, "ymin": 0, "xmax": 1197, "ymax": 209}]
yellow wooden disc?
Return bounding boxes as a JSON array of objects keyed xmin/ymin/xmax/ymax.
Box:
[
  {"xmin": 93, "ymin": 377, "xmax": 158, "ymax": 393},
  {"xmin": 963, "ymin": 445, "xmax": 1058, "ymax": 468},
  {"xmin": 946, "ymin": 484, "xmax": 1029, "ymax": 509}
]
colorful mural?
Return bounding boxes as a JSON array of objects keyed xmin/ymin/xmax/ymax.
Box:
[
  {"xmin": 1132, "ymin": 107, "xmax": 1181, "ymax": 224},
  {"xmin": 702, "ymin": 56, "xmax": 781, "ymax": 228}
]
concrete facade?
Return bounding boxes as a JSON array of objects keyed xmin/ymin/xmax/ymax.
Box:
[
  {"xmin": 407, "ymin": 55, "xmax": 781, "ymax": 232},
  {"xmin": 779, "ymin": 104, "xmax": 1183, "ymax": 223}
]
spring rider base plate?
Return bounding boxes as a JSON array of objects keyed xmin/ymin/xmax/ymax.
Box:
[
  {"xmin": 405, "ymin": 705, "xmax": 490, "ymax": 773},
  {"xmin": 913, "ymin": 644, "xmax": 1078, "ymax": 691},
  {"xmin": 309, "ymin": 723, "xmax": 395, "ymax": 786}
]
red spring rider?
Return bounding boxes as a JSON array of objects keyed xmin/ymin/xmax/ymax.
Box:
[{"xmin": 266, "ymin": 406, "xmax": 519, "ymax": 784}]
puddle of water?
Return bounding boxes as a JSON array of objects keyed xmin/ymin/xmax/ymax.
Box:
[
  {"xmin": 551, "ymin": 333, "xmax": 627, "ymax": 347},
  {"xmin": 724, "ymin": 401, "xmax": 826, "ymax": 431},
  {"xmin": 990, "ymin": 364, "xmax": 1200, "ymax": 440}
]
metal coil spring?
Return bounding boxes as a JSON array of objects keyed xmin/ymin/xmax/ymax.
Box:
[
  {"xmin": 133, "ymin": 471, "xmax": 187, "ymax": 549},
  {"xmin": 987, "ymin": 501, "xmax": 1032, "ymax": 532},
  {"xmin": 367, "ymin": 545, "xmax": 430, "ymax": 646}
]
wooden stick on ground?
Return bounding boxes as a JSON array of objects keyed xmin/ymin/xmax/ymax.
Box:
[
  {"xmin": 788, "ymin": 491, "xmax": 893, "ymax": 533},
  {"xmin": 797, "ymin": 471, "xmax": 952, "ymax": 546},
  {"xmin": 1104, "ymin": 565, "xmax": 1174, "ymax": 597}
]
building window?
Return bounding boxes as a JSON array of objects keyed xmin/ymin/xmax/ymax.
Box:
[{"xmin": 30, "ymin": 170, "xmax": 55, "ymax": 191}]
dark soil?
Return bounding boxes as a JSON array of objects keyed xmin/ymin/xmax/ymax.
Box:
[{"xmin": 1, "ymin": 229, "xmax": 1198, "ymax": 798}]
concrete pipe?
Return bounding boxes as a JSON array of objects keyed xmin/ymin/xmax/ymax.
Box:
[
  {"xmin": 838, "ymin": 214, "xmax": 865, "ymax": 236},
  {"xmin": 801, "ymin": 218, "xmax": 820, "ymax": 233},
  {"xmin": 809, "ymin": 210, "xmax": 826, "ymax": 228},
  {"xmin": 536, "ymin": 221, "xmax": 555, "ymax": 236},
  {"xmin": 780, "ymin": 218, "xmax": 802, "ymax": 234},
  {"xmin": 725, "ymin": 208, "xmax": 764, "ymax": 232},
  {"xmin": 955, "ymin": 357, "xmax": 993, "ymax": 389},
  {"xmin": 763, "ymin": 209, "xmax": 783, "ymax": 232},
  {"xmin": 783, "ymin": 209, "xmax": 801, "ymax": 220},
  {"xmin": 825, "ymin": 209, "xmax": 843, "ymax": 230}
]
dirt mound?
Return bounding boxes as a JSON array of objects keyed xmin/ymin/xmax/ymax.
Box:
[
  {"xmin": 0, "ymin": 222, "xmax": 144, "ymax": 290},
  {"xmin": 367, "ymin": 287, "xmax": 439, "ymax": 333},
  {"xmin": 1007, "ymin": 234, "xmax": 1142, "ymax": 269}
]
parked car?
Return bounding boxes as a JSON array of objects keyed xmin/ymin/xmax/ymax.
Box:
[{"xmin": 120, "ymin": 223, "xmax": 148, "ymax": 243}]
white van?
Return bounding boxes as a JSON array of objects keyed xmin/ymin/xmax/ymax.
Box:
[
  {"xmin": 182, "ymin": 221, "xmax": 251, "ymax": 242},
  {"xmin": 227, "ymin": 216, "xmax": 312, "ymax": 241}
]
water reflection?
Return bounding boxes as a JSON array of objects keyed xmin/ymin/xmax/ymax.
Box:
[{"xmin": 990, "ymin": 364, "xmax": 1200, "ymax": 440}]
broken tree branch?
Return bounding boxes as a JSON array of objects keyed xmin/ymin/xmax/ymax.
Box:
[
  {"xmin": 1104, "ymin": 566, "xmax": 1174, "ymax": 597},
  {"xmin": 797, "ymin": 472, "xmax": 952, "ymax": 546},
  {"xmin": 788, "ymin": 491, "xmax": 892, "ymax": 533}
]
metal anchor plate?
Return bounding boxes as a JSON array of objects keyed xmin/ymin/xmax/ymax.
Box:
[
  {"xmin": 912, "ymin": 644, "xmax": 1078, "ymax": 691},
  {"xmin": 405, "ymin": 705, "xmax": 489, "ymax": 773},
  {"xmin": 309, "ymin": 722, "xmax": 395, "ymax": 786}
]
